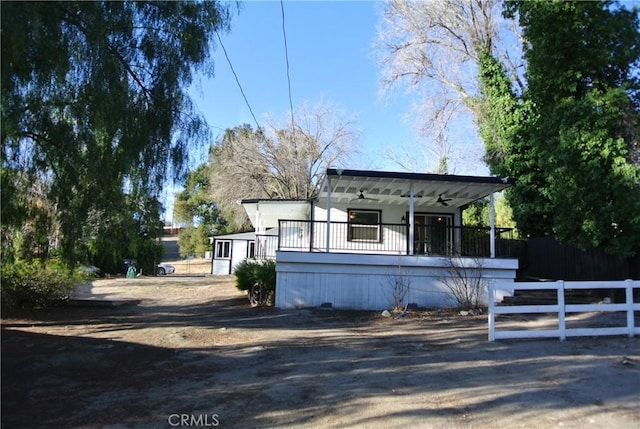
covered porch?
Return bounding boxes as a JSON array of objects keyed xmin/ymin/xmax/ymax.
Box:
[{"xmin": 274, "ymin": 168, "xmax": 517, "ymax": 259}]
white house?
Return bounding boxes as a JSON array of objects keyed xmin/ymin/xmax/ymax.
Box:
[
  {"xmin": 210, "ymin": 199, "xmax": 308, "ymax": 275},
  {"xmin": 212, "ymin": 168, "xmax": 520, "ymax": 310}
]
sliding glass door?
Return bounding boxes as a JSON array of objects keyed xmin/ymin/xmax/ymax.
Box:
[{"xmin": 413, "ymin": 214, "xmax": 453, "ymax": 255}]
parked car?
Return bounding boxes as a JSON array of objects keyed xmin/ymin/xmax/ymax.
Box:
[{"xmin": 157, "ymin": 264, "xmax": 175, "ymax": 275}]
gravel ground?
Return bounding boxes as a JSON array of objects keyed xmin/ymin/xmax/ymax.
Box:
[{"xmin": 1, "ymin": 275, "xmax": 639, "ymax": 429}]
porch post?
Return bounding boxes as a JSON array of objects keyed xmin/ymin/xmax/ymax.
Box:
[
  {"xmin": 489, "ymin": 192, "xmax": 496, "ymax": 258},
  {"xmin": 409, "ymin": 184, "xmax": 415, "ymax": 256},
  {"xmin": 256, "ymin": 202, "xmax": 264, "ymax": 259},
  {"xmin": 325, "ymin": 177, "xmax": 331, "ymax": 252},
  {"xmin": 309, "ymin": 200, "xmax": 315, "ymax": 252}
]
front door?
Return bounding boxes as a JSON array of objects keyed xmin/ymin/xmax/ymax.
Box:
[{"xmin": 413, "ymin": 214, "xmax": 453, "ymax": 255}]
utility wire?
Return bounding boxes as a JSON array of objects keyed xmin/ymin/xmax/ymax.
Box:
[
  {"xmin": 280, "ymin": 0, "xmax": 295, "ymax": 135},
  {"xmin": 214, "ymin": 29, "xmax": 261, "ymax": 131}
]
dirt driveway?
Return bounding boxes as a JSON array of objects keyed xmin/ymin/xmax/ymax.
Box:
[{"xmin": 2, "ymin": 276, "xmax": 639, "ymax": 429}]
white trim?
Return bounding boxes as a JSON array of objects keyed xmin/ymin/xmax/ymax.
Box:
[{"xmin": 277, "ymin": 251, "xmax": 518, "ymax": 270}]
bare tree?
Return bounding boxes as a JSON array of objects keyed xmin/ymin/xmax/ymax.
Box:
[
  {"xmin": 376, "ymin": 0, "xmax": 523, "ymax": 172},
  {"xmin": 381, "ymin": 102, "xmax": 457, "ymax": 174},
  {"xmin": 209, "ymin": 101, "xmax": 359, "ymax": 228},
  {"xmin": 208, "ymin": 126, "xmax": 269, "ymax": 228}
]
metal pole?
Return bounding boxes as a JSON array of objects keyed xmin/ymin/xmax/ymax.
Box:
[
  {"xmin": 409, "ymin": 184, "xmax": 415, "ymax": 256},
  {"xmin": 325, "ymin": 177, "xmax": 331, "ymax": 253}
]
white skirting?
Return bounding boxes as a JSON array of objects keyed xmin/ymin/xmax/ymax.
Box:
[{"xmin": 275, "ymin": 251, "xmax": 518, "ymax": 310}]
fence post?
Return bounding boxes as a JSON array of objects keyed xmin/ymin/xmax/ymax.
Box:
[
  {"xmin": 626, "ymin": 279, "xmax": 635, "ymax": 338},
  {"xmin": 557, "ymin": 280, "xmax": 566, "ymax": 341},
  {"xmin": 488, "ymin": 281, "xmax": 496, "ymax": 342}
]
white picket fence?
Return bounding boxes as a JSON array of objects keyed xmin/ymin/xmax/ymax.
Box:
[{"xmin": 488, "ymin": 279, "xmax": 640, "ymax": 341}]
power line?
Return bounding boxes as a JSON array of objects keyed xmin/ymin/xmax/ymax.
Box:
[
  {"xmin": 280, "ymin": 0, "xmax": 295, "ymax": 134},
  {"xmin": 214, "ymin": 29, "xmax": 261, "ymax": 131}
]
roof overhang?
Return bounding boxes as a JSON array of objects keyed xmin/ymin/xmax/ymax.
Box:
[
  {"xmin": 210, "ymin": 230, "xmax": 270, "ymax": 241},
  {"xmin": 241, "ymin": 199, "xmax": 310, "ymax": 229},
  {"xmin": 318, "ymin": 169, "xmax": 514, "ymax": 209}
]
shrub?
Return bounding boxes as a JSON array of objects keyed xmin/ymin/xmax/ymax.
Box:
[
  {"xmin": 1, "ymin": 258, "xmax": 83, "ymax": 308},
  {"xmin": 382, "ymin": 260, "xmax": 411, "ymax": 313},
  {"xmin": 234, "ymin": 259, "xmax": 276, "ymax": 292},
  {"xmin": 440, "ymin": 256, "xmax": 486, "ymax": 310}
]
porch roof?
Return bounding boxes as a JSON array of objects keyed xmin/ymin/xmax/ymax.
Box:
[
  {"xmin": 318, "ymin": 168, "xmax": 514, "ymax": 208},
  {"xmin": 241, "ymin": 199, "xmax": 310, "ymax": 229}
]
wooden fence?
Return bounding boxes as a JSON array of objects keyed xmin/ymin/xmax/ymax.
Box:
[
  {"xmin": 488, "ymin": 280, "xmax": 640, "ymax": 341},
  {"xmin": 516, "ymin": 237, "xmax": 639, "ymax": 281}
]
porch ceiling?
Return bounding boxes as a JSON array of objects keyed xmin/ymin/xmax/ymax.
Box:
[{"xmin": 318, "ymin": 169, "xmax": 514, "ymax": 208}]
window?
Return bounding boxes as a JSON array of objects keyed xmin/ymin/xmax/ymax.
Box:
[
  {"xmin": 348, "ymin": 209, "xmax": 381, "ymax": 242},
  {"xmin": 247, "ymin": 241, "xmax": 255, "ymax": 259},
  {"xmin": 215, "ymin": 240, "xmax": 231, "ymax": 259}
]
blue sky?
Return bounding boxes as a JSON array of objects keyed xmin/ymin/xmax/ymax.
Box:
[
  {"xmin": 166, "ymin": 0, "xmax": 487, "ymax": 221},
  {"xmin": 188, "ymin": 1, "xmax": 423, "ymax": 169}
]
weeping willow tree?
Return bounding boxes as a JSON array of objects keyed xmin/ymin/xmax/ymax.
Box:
[{"xmin": 1, "ymin": 1, "xmax": 235, "ymax": 265}]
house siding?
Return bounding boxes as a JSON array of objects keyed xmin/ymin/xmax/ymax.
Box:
[
  {"xmin": 306, "ymin": 202, "xmax": 463, "ymax": 255},
  {"xmin": 275, "ymin": 251, "xmax": 518, "ymax": 310}
]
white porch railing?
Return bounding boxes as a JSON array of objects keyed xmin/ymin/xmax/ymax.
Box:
[{"xmin": 488, "ymin": 280, "xmax": 640, "ymax": 341}]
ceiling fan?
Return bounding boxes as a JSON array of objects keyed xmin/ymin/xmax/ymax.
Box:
[
  {"xmin": 353, "ymin": 189, "xmax": 378, "ymax": 202},
  {"xmin": 437, "ymin": 194, "xmax": 453, "ymax": 206}
]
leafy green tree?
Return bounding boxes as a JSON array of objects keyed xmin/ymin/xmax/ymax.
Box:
[
  {"xmin": 178, "ymin": 224, "xmax": 211, "ymax": 259},
  {"xmin": 462, "ymin": 194, "xmax": 517, "ymax": 230},
  {"xmin": 1, "ymin": 1, "xmax": 234, "ymax": 265},
  {"xmin": 174, "ymin": 164, "xmax": 227, "ymax": 230},
  {"xmin": 82, "ymin": 193, "xmax": 164, "ymax": 274},
  {"xmin": 174, "ymin": 163, "xmax": 226, "ymax": 259},
  {"xmin": 477, "ymin": 1, "xmax": 640, "ymax": 256}
]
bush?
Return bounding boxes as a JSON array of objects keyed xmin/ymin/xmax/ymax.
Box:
[
  {"xmin": 440, "ymin": 256, "xmax": 486, "ymax": 310},
  {"xmin": 1, "ymin": 258, "xmax": 84, "ymax": 308},
  {"xmin": 234, "ymin": 259, "xmax": 276, "ymax": 292}
]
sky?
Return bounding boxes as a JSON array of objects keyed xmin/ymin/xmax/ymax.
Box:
[{"xmin": 164, "ymin": 0, "xmax": 488, "ymax": 221}]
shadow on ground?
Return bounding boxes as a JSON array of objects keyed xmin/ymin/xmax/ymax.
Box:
[{"xmin": 2, "ymin": 280, "xmax": 639, "ymax": 429}]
